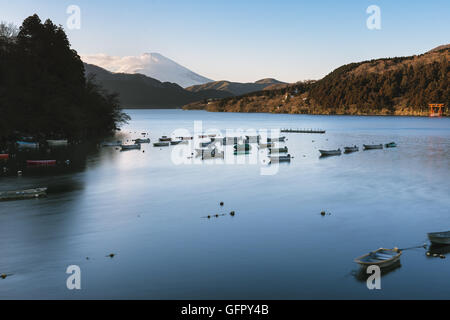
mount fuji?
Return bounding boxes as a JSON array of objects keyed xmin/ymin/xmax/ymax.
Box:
[{"xmin": 82, "ymin": 52, "xmax": 213, "ymax": 88}]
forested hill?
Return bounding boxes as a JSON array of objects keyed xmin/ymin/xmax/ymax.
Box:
[
  {"xmin": 183, "ymin": 46, "xmax": 449, "ymax": 116},
  {"xmin": 0, "ymin": 15, "xmax": 129, "ymax": 141}
]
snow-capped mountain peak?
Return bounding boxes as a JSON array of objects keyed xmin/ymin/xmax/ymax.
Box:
[{"xmin": 81, "ymin": 52, "xmax": 213, "ymax": 88}]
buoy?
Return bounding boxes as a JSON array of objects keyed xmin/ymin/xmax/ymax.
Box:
[
  {"xmin": 215, "ymin": 214, "xmax": 219, "ymax": 218},
  {"xmin": 17, "ymin": 170, "xmax": 22, "ymax": 176},
  {"xmin": 107, "ymin": 253, "xmax": 116, "ymax": 258},
  {"xmin": 230, "ymin": 211, "xmax": 235, "ymax": 216},
  {"xmin": 440, "ymin": 255, "xmax": 446, "ymax": 259},
  {"xmin": 207, "ymin": 215, "xmax": 211, "ymax": 219},
  {"xmin": 86, "ymin": 257, "xmax": 90, "ymax": 260},
  {"xmin": 1, "ymin": 274, "xmax": 7, "ymax": 279},
  {"xmin": 220, "ymin": 202, "xmax": 224, "ymax": 206},
  {"xmin": 426, "ymin": 252, "xmax": 431, "ymax": 256},
  {"xmin": 321, "ymin": 211, "xmax": 326, "ymax": 216}
]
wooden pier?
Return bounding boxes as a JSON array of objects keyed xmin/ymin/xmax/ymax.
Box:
[{"xmin": 281, "ymin": 128, "xmax": 326, "ymax": 134}]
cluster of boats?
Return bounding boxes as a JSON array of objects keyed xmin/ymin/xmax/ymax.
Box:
[{"xmin": 319, "ymin": 142, "xmax": 397, "ymax": 157}]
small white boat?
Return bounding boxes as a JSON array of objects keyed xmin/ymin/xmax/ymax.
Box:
[
  {"xmin": 319, "ymin": 149, "xmax": 342, "ymax": 156},
  {"xmin": 269, "ymin": 147, "xmax": 288, "ymax": 154},
  {"xmin": 47, "ymin": 139, "xmax": 68, "ymax": 146},
  {"xmin": 428, "ymin": 231, "xmax": 450, "ymax": 245},
  {"xmin": 0, "ymin": 187, "xmax": 48, "ymax": 201},
  {"xmin": 364, "ymin": 144, "xmax": 383, "ymax": 150},
  {"xmin": 133, "ymin": 138, "xmax": 150, "ymax": 144},
  {"xmin": 159, "ymin": 136, "xmax": 172, "ymax": 142},
  {"xmin": 267, "ymin": 136, "xmax": 286, "ymax": 142},
  {"xmin": 269, "ymin": 154, "xmax": 291, "ymax": 163},
  {"xmin": 258, "ymin": 143, "xmax": 275, "ymax": 149},
  {"xmin": 354, "ymin": 248, "xmax": 401, "ymax": 268},
  {"xmin": 121, "ymin": 144, "xmax": 141, "ymax": 151},
  {"xmin": 17, "ymin": 141, "xmax": 39, "ymax": 149},
  {"xmin": 344, "ymin": 146, "xmax": 359, "ymax": 153}
]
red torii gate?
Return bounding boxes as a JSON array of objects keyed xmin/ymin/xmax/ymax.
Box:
[{"xmin": 429, "ymin": 103, "xmax": 444, "ymax": 117}]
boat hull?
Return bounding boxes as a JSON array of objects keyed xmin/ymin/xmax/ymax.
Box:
[
  {"xmin": 0, "ymin": 187, "xmax": 48, "ymax": 201},
  {"xmin": 363, "ymin": 144, "xmax": 383, "ymax": 150},
  {"xmin": 0, "ymin": 154, "xmax": 9, "ymax": 160},
  {"xmin": 428, "ymin": 231, "xmax": 450, "ymax": 245},
  {"xmin": 355, "ymin": 248, "xmax": 402, "ymax": 269}
]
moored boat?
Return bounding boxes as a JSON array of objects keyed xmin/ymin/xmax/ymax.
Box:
[
  {"xmin": 428, "ymin": 231, "xmax": 450, "ymax": 245},
  {"xmin": 17, "ymin": 141, "xmax": 39, "ymax": 149},
  {"xmin": 0, "ymin": 154, "xmax": 9, "ymax": 160},
  {"xmin": 170, "ymin": 140, "xmax": 187, "ymax": 145},
  {"xmin": 133, "ymin": 138, "xmax": 150, "ymax": 144},
  {"xmin": 385, "ymin": 142, "xmax": 397, "ymax": 148},
  {"xmin": 258, "ymin": 143, "xmax": 275, "ymax": 149},
  {"xmin": 159, "ymin": 136, "xmax": 172, "ymax": 142},
  {"xmin": 269, "ymin": 147, "xmax": 288, "ymax": 154},
  {"xmin": 0, "ymin": 187, "xmax": 48, "ymax": 201},
  {"xmin": 363, "ymin": 144, "xmax": 383, "ymax": 150},
  {"xmin": 354, "ymin": 248, "xmax": 401, "ymax": 269},
  {"xmin": 27, "ymin": 160, "xmax": 57, "ymax": 166},
  {"xmin": 344, "ymin": 146, "xmax": 359, "ymax": 153},
  {"xmin": 319, "ymin": 149, "xmax": 342, "ymax": 156},
  {"xmin": 121, "ymin": 144, "xmax": 141, "ymax": 151},
  {"xmin": 47, "ymin": 139, "xmax": 68, "ymax": 146},
  {"xmin": 153, "ymin": 142, "xmax": 170, "ymax": 147},
  {"xmin": 267, "ymin": 136, "xmax": 286, "ymax": 142},
  {"xmin": 234, "ymin": 143, "xmax": 252, "ymax": 151},
  {"xmin": 269, "ymin": 154, "xmax": 291, "ymax": 163}
]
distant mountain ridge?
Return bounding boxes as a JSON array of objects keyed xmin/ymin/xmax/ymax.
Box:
[
  {"xmin": 82, "ymin": 52, "xmax": 213, "ymax": 88},
  {"xmin": 84, "ymin": 63, "xmax": 231, "ymax": 108},
  {"xmin": 186, "ymin": 78, "xmax": 287, "ymax": 96},
  {"xmin": 183, "ymin": 45, "xmax": 449, "ymax": 116}
]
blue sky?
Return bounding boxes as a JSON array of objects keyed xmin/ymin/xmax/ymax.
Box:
[{"xmin": 1, "ymin": 0, "xmax": 449, "ymax": 82}]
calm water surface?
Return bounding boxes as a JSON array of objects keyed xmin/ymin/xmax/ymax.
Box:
[{"xmin": 1, "ymin": 109, "xmax": 449, "ymax": 299}]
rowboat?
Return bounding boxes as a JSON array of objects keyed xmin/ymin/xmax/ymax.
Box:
[
  {"xmin": 267, "ymin": 136, "xmax": 286, "ymax": 142},
  {"xmin": 363, "ymin": 144, "xmax": 383, "ymax": 150},
  {"xmin": 17, "ymin": 141, "xmax": 39, "ymax": 149},
  {"xmin": 27, "ymin": 160, "xmax": 56, "ymax": 166},
  {"xmin": 133, "ymin": 138, "xmax": 150, "ymax": 144},
  {"xmin": 319, "ymin": 149, "xmax": 342, "ymax": 156},
  {"xmin": 153, "ymin": 142, "xmax": 170, "ymax": 147},
  {"xmin": 101, "ymin": 141, "xmax": 122, "ymax": 147},
  {"xmin": 269, "ymin": 147, "xmax": 288, "ymax": 154},
  {"xmin": 121, "ymin": 144, "xmax": 141, "ymax": 150},
  {"xmin": 0, "ymin": 154, "xmax": 9, "ymax": 160},
  {"xmin": 385, "ymin": 142, "xmax": 397, "ymax": 148},
  {"xmin": 354, "ymin": 248, "xmax": 402, "ymax": 268},
  {"xmin": 47, "ymin": 140, "xmax": 68, "ymax": 146},
  {"xmin": 177, "ymin": 136, "xmax": 193, "ymax": 140},
  {"xmin": 269, "ymin": 154, "xmax": 291, "ymax": 163},
  {"xmin": 0, "ymin": 187, "xmax": 48, "ymax": 201},
  {"xmin": 428, "ymin": 231, "xmax": 450, "ymax": 245},
  {"xmin": 344, "ymin": 146, "xmax": 359, "ymax": 153},
  {"xmin": 159, "ymin": 136, "xmax": 172, "ymax": 142}
]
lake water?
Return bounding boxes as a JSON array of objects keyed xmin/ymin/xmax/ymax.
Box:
[{"xmin": 1, "ymin": 109, "xmax": 449, "ymax": 299}]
